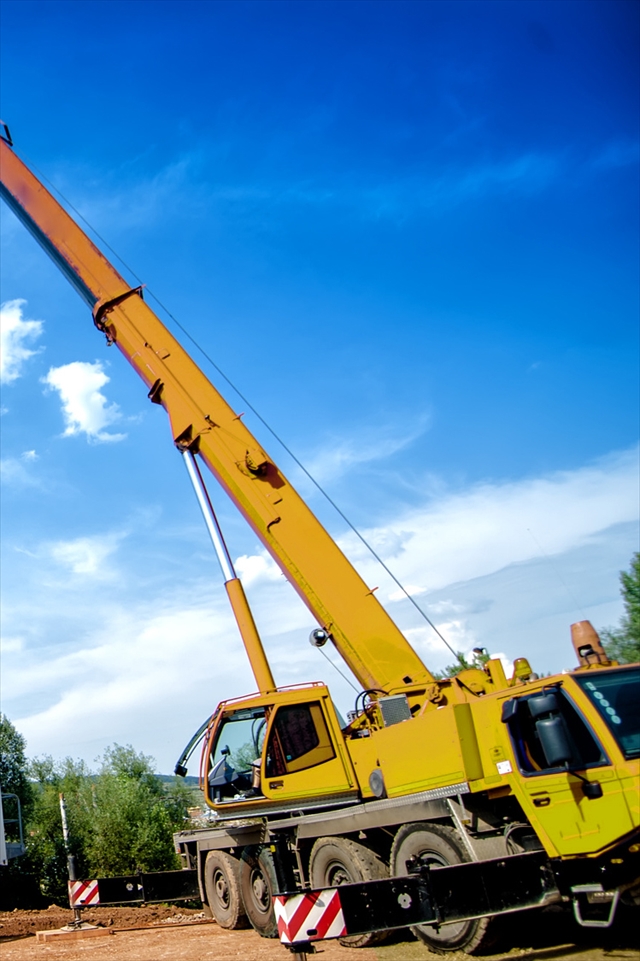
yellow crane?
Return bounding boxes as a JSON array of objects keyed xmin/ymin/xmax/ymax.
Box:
[{"xmin": 2, "ymin": 124, "xmax": 638, "ymax": 953}]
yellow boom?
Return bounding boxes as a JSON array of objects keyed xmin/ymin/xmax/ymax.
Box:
[{"xmin": 0, "ymin": 131, "xmax": 434, "ymax": 693}]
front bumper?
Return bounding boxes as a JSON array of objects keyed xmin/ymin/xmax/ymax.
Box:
[{"xmin": 551, "ymin": 827, "xmax": 640, "ymax": 895}]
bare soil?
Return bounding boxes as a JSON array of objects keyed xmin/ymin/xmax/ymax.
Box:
[
  {"xmin": 0, "ymin": 903, "xmax": 638, "ymax": 961},
  {"xmin": 0, "ymin": 904, "xmax": 199, "ymax": 939}
]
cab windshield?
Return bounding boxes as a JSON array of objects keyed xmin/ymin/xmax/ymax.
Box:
[
  {"xmin": 212, "ymin": 707, "xmax": 267, "ymax": 772},
  {"xmin": 575, "ymin": 668, "xmax": 640, "ymax": 759}
]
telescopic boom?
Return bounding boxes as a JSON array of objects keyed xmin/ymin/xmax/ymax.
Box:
[{"xmin": 0, "ymin": 129, "xmax": 434, "ymax": 692}]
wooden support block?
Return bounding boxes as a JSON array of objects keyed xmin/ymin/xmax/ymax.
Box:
[{"xmin": 36, "ymin": 926, "xmax": 113, "ymax": 943}]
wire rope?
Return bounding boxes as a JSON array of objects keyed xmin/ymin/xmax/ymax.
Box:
[
  {"xmin": 317, "ymin": 646, "xmax": 360, "ymax": 694},
  {"xmin": 17, "ymin": 149, "xmax": 460, "ymax": 662}
]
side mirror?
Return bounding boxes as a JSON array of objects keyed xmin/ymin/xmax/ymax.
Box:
[
  {"xmin": 580, "ymin": 779, "xmax": 603, "ymax": 800},
  {"xmin": 536, "ymin": 715, "xmax": 572, "ymax": 767},
  {"xmin": 573, "ymin": 771, "xmax": 602, "ymax": 801},
  {"xmin": 527, "ymin": 691, "xmax": 573, "ymax": 767}
]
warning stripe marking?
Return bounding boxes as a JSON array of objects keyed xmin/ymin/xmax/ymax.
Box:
[
  {"xmin": 68, "ymin": 880, "xmax": 100, "ymax": 907},
  {"xmin": 274, "ymin": 888, "xmax": 346, "ymax": 943}
]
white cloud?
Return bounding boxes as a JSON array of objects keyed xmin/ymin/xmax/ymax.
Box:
[
  {"xmin": 426, "ymin": 599, "xmax": 463, "ymax": 615},
  {"xmin": 78, "ymin": 157, "xmax": 200, "ymax": 232},
  {"xmin": 235, "ymin": 550, "xmax": 283, "ymax": 587},
  {"xmin": 262, "ymin": 152, "xmax": 563, "ymax": 220},
  {"xmin": 339, "ymin": 447, "xmax": 639, "ymax": 596},
  {"xmin": 320, "ymin": 447, "xmax": 639, "ymax": 671},
  {"xmin": 453, "ymin": 153, "xmax": 560, "ymax": 198},
  {"xmin": 10, "ymin": 598, "xmax": 252, "ymax": 766},
  {"xmin": 66, "ymin": 146, "xmax": 565, "ymax": 242},
  {"xmin": 405, "ymin": 619, "xmax": 477, "ymax": 657},
  {"xmin": 0, "ymin": 299, "xmax": 43, "ymax": 384},
  {"xmin": 306, "ymin": 420, "xmax": 431, "ymax": 485},
  {"xmin": 591, "ymin": 140, "xmax": 639, "ymax": 170},
  {"xmin": 388, "ymin": 585, "xmax": 427, "ymax": 601},
  {"xmin": 490, "ymin": 653, "xmax": 514, "ymax": 677},
  {"xmin": 0, "ymin": 457, "xmax": 40, "ymax": 487},
  {"xmin": 1, "ymin": 636, "xmax": 24, "ymax": 654},
  {"xmin": 2, "ymin": 448, "xmax": 637, "ymax": 771},
  {"xmin": 49, "ymin": 533, "xmax": 123, "ymax": 576},
  {"xmin": 0, "ymin": 449, "xmax": 40, "ymax": 487},
  {"xmin": 42, "ymin": 361, "xmax": 126, "ymax": 442}
]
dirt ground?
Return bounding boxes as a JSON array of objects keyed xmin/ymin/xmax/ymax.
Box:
[{"xmin": 0, "ymin": 903, "xmax": 638, "ymax": 961}]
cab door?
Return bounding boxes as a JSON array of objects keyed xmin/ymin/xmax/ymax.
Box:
[
  {"xmin": 501, "ymin": 686, "xmax": 633, "ymax": 856},
  {"xmin": 261, "ymin": 696, "xmax": 357, "ymax": 803}
]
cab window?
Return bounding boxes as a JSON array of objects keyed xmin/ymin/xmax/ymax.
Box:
[
  {"xmin": 212, "ymin": 708, "xmax": 267, "ymax": 772},
  {"xmin": 503, "ymin": 687, "xmax": 606, "ymax": 776},
  {"xmin": 265, "ymin": 702, "xmax": 336, "ymax": 777},
  {"xmin": 207, "ymin": 707, "xmax": 268, "ymax": 801}
]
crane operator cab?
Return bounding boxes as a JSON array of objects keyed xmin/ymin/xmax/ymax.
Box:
[{"xmin": 202, "ymin": 685, "xmax": 358, "ymax": 814}]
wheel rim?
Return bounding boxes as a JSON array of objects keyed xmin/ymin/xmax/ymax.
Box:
[
  {"xmin": 324, "ymin": 857, "xmax": 368, "ymax": 946},
  {"xmin": 250, "ymin": 868, "xmax": 271, "ymax": 913},
  {"xmin": 213, "ymin": 869, "xmax": 230, "ymax": 909},
  {"xmin": 326, "ymin": 860, "xmax": 353, "ymax": 886}
]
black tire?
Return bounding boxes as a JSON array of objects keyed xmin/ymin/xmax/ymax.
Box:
[
  {"xmin": 309, "ymin": 836, "xmax": 389, "ymax": 948},
  {"xmin": 391, "ymin": 823, "xmax": 493, "ymax": 954},
  {"xmin": 203, "ymin": 850, "xmax": 248, "ymax": 929},
  {"xmin": 239, "ymin": 845, "xmax": 279, "ymax": 938}
]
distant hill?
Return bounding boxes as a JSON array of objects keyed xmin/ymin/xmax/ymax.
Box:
[{"xmin": 156, "ymin": 774, "xmax": 200, "ymax": 787}]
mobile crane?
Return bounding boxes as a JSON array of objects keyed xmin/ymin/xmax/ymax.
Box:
[{"xmin": 1, "ymin": 124, "xmax": 638, "ymax": 954}]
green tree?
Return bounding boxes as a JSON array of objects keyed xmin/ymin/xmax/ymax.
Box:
[
  {"xmin": 85, "ymin": 744, "xmax": 187, "ymax": 876},
  {"xmin": 433, "ymin": 649, "xmax": 490, "ymax": 680},
  {"xmin": 26, "ymin": 756, "xmax": 93, "ymax": 900},
  {"xmin": 601, "ymin": 553, "xmax": 640, "ymax": 664},
  {"xmin": 0, "ymin": 713, "xmax": 33, "ymax": 815},
  {"xmin": 25, "ymin": 744, "xmax": 193, "ymax": 899},
  {"xmin": 0, "ymin": 715, "xmax": 34, "ymax": 878}
]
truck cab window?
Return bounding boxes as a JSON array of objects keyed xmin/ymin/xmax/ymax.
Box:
[
  {"xmin": 265, "ymin": 702, "xmax": 336, "ymax": 777},
  {"xmin": 503, "ymin": 688, "xmax": 606, "ymax": 775}
]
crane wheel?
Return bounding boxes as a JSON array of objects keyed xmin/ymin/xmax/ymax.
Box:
[
  {"xmin": 309, "ymin": 836, "xmax": 389, "ymax": 948},
  {"xmin": 391, "ymin": 823, "xmax": 494, "ymax": 954},
  {"xmin": 239, "ymin": 845, "xmax": 279, "ymax": 938},
  {"xmin": 204, "ymin": 850, "xmax": 249, "ymax": 929}
]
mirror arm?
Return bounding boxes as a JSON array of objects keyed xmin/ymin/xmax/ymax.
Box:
[{"xmin": 564, "ymin": 763, "xmax": 603, "ymax": 799}]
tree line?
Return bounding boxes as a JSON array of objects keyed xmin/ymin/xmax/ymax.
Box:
[
  {"xmin": 600, "ymin": 553, "xmax": 640, "ymax": 665},
  {"xmin": 0, "ymin": 730, "xmax": 196, "ymax": 901}
]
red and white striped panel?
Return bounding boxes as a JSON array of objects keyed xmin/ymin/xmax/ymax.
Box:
[
  {"xmin": 68, "ymin": 879, "xmax": 100, "ymax": 907},
  {"xmin": 274, "ymin": 889, "xmax": 346, "ymax": 944}
]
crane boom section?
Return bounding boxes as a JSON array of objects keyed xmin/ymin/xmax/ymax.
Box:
[{"xmin": 0, "ymin": 139, "xmax": 434, "ymax": 691}]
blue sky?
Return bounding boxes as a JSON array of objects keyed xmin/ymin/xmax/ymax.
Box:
[{"xmin": 1, "ymin": 0, "xmax": 638, "ymax": 773}]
